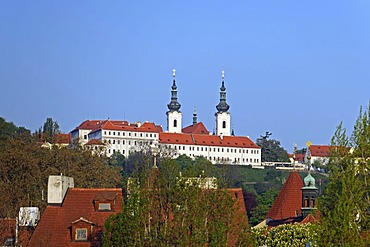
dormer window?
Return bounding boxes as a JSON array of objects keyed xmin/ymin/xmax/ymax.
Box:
[
  {"xmin": 70, "ymin": 217, "xmax": 94, "ymax": 242},
  {"xmin": 93, "ymin": 191, "xmax": 117, "ymax": 212},
  {"xmin": 76, "ymin": 228, "xmax": 87, "ymax": 241},
  {"xmin": 98, "ymin": 203, "xmax": 111, "ymax": 211}
]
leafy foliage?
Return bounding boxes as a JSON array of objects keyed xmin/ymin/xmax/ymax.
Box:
[
  {"xmin": 103, "ymin": 158, "xmax": 250, "ymax": 246},
  {"xmin": 256, "ymin": 138, "xmax": 290, "ymax": 162},
  {"xmin": 318, "ymin": 104, "xmax": 370, "ymax": 246},
  {"xmin": 251, "ymin": 223, "xmax": 318, "ymax": 246},
  {"xmin": 0, "ymin": 138, "xmax": 123, "ymax": 218}
]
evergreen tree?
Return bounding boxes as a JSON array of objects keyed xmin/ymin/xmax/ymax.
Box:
[{"xmin": 318, "ymin": 105, "xmax": 370, "ymax": 246}]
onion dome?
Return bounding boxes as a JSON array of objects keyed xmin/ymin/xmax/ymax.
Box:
[
  {"xmin": 216, "ymin": 70, "xmax": 230, "ymax": 113},
  {"xmin": 167, "ymin": 69, "xmax": 181, "ymax": 112}
]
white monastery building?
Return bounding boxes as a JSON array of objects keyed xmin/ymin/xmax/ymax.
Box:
[{"xmin": 71, "ymin": 70, "xmax": 261, "ymax": 165}]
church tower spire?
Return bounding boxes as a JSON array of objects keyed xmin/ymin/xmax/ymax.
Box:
[
  {"xmin": 215, "ymin": 70, "xmax": 231, "ymax": 136},
  {"xmin": 166, "ymin": 69, "xmax": 182, "ymax": 133},
  {"xmin": 301, "ymin": 154, "xmax": 318, "ymax": 218}
]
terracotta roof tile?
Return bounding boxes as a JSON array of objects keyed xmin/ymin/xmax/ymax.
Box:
[
  {"xmin": 28, "ymin": 188, "xmax": 123, "ymax": 247},
  {"xmin": 55, "ymin": 133, "xmax": 71, "ymax": 144},
  {"xmin": 266, "ymin": 171, "xmax": 303, "ymax": 220},
  {"xmin": 182, "ymin": 122, "xmax": 210, "ymax": 135},
  {"xmin": 159, "ymin": 133, "xmax": 260, "ymax": 148},
  {"xmin": 309, "ymin": 145, "xmax": 333, "ymax": 157}
]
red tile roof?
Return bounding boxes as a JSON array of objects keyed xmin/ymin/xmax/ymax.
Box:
[
  {"xmin": 89, "ymin": 120, "xmax": 162, "ymax": 134},
  {"xmin": 288, "ymin": 153, "xmax": 305, "ymax": 162},
  {"xmin": 266, "ymin": 171, "xmax": 303, "ymax": 221},
  {"xmin": 182, "ymin": 122, "xmax": 210, "ymax": 135},
  {"xmin": 55, "ymin": 133, "xmax": 71, "ymax": 144},
  {"xmin": 160, "ymin": 133, "xmax": 260, "ymax": 148},
  {"xmin": 309, "ymin": 145, "xmax": 333, "ymax": 157},
  {"xmin": 28, "ymin": 188, "xmax": 123, "ymax": 247},
  {"xmin": 72, "ymin": 120, "xmax": 106, "ymax": 131}
]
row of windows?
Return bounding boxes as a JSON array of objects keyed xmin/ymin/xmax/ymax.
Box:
[
  {"xmin": 104, "ymin": 131, "xmax": 157, "ymax": 138},
  {"xmin": 183, "ymin": 153, "xmax": 260, "ymax": 163},
  {"xmin": 169, "ymin": 145, "xmax": 259, "ymax": 154}
]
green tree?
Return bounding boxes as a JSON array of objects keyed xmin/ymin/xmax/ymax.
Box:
[
  {"xmin": 248, "ymin": 187, "xmax": 279, "ymax": 226},
  {"xmin": 318, "ymin": 105, "xmax": 370, "ymax": 246},
  {"xmin": 256, "ymin": 137, "xmax": 290, "ymax": 162},
  {"xmin": 0, "ymin": 117, "xmax": 30, "ymax": 147},
  {"xmin": 0, "ymin": 138, "xmax": 123, "ymax": 218},
  {"xmin": 41, "ymin": 117, "xmax": 60, "ymax": 143},
  {"xmin": 103, "ymin": 158, "xmax": 250, "ymax": 246}
]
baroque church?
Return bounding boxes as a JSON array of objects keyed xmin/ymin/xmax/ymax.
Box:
[{"xmin": 71, "ymin": 70, "xmax": 261, "ymax": 165}]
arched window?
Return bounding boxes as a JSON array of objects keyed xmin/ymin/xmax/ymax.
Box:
[
  {"xmin": 174, "ymin": 119, "xmax": 177, "ymax": 127},
  {"xmin": 222, "ymin": 121, "xmax": 226, "ymax": 128}
]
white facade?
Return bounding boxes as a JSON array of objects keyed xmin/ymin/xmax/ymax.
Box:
[
  {"xmin": 167, "ymin": 111, "xmax": 182, "ymax": 133},
  {"xmin": 215, "ymin": 112, "xmax": 231, "ymax": 136}
]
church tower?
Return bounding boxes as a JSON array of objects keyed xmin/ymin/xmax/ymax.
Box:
[
  {"xmin": 215, "ymin": 70, "xmax": 231, "ymax": 136},
  {"xmin": 301, "ymin": 156, "xmax": 318, "ymax": 218},
  {"xmin": 166, "ymin": 69, "xmax": 182, "ymax": 133}
]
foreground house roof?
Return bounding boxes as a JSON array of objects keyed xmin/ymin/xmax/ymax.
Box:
[
  {"xmin": 266, "ymin": 171, "xmax": 303, "ymax": 221},
  {"xmin": 28, "ymin": 188, "xmax": 123, "ymax": 247}
]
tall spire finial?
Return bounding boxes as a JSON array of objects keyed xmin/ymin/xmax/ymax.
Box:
[
  {"xmin": 216, "ymin": 70, "xmax": 229, "ymax": 113},
  {"xmin": 167, "ymin": 68, "xmax": 181, "ymax": 112}
]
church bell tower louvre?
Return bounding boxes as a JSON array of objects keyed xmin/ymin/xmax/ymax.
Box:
[
  {"xmin": 166, "ymin": 68, "xmax": 182, "ymax": 133},
  {"xmin": 215, "ymin": 70, "xmax": 231, "ymax": 137}
]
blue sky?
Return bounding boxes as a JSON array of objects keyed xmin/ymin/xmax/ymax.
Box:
[{"xmin": 1, "ymin": 1, "xmax": 370, "ymax": 152}]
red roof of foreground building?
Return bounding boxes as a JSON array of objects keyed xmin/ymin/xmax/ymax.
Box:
[
  {"xmin": 160, "ymin": 132, "xmax": 260, "ymax": 149},
  {"xmin": 28, "ymin": 188, "xmax": 123, "ymax": 247},
  {"xmin": 266, "ymin": 171, "xmax": 303, "ymax": 221},
  {"xmin": 182, "ymin": 122, "xmax": 210, "ymax": 135}
]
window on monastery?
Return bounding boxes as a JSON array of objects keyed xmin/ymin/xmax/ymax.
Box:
[
  {"xmin": 150, "ymin": 134, "xmax": 152, "ymax": 137},
  {"xmin": 117, "ymin": 140, "xmax": 120, "ymax": 144},
  {"xmin": 205, "ymin": 147, "xmax": 207, "ymax": 151},
  {"xmin": 134, "ymin": 133, "xmax": 137, "ymax": 137},
  {"xmin": 75, "ymin": 228, "xmax": 87, "ymax": 241},
  {"xmin": 113, "ymin": 149, "xmax": 115, "ymax": 153},
  {"xmin": 231, "ymin": 149, "xmax": 233, "ymax": 153},
  {"xmin": 140, "ymin": 133, "xmax": 143, "ymax": 137},
  {"xmin": 197, "ymin": 147, "xmax": 199, "ymax": 151},
  {"xmin": 118, "ymin": 132, "xmax": 120, "ymax": 136},
  {"xmin": 122, "ymin": 150, "xmax": 125, "ymax": 154},
  {"xmin": 222, "ymin": 148, "xmax": 224, "ymax": 152},
  {"xmin": 183, "ymin": 146, "xmax": 185, "ymax": 150},
  {"xmin": 128, "ymin": 141, "xmax": 131, "ymax": 145},
  {"xmin": 123, "ymin": 132, "xmax": 125, "ymax": 136},
  {"xmin": 84, "ymin": 135, "xmax": 87, "ymax": 140},
  {"xmin": 113, "ymin": 140, "xmax": 115, "ymax": 144},
  {"xmin": 227, "ymin": 148, "xmax": 229, "ymax": 152},
  {"xmin": 222, "ymin": 121, "xmax": 226, "ymax": 128},
  {"xmin": 146, "ymin": 133, "xmax": 148, "ymax": 137},
  {"xmin": 113, "ymin": 132, "xmax": 115, "ymax": 135},
  {"xmin": 104, "ymin": 131, "xmax": 106, "ymax": 135},
  {"xmin": 218, "ymin": 148, "xmax": 220, "ymax": 152},
  {"xmin": 201, "ymin": 147, "xmax": 203, "ymax": 151},
  {"xmin": 246, "ymin": 150, "xmax": 248, "ymax": 154},
  {"xmin": 174, "ymin": 119, "xmax": 177, "ymax": 127},
  {"xmin": 154, "ymin": 134, "xmax": 156, "ymax": 137},
  {"xmin": 109, "ymin": 131, "xmax": 111, "ymax": 135},
  {"xmin": 129, "ymin": 133, "xmax": 131, "ymax": 136}
]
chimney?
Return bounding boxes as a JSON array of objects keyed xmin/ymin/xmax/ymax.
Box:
[{"xmin": 47, "ymin": 175, "xmax": 74, "ymax": 206}]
